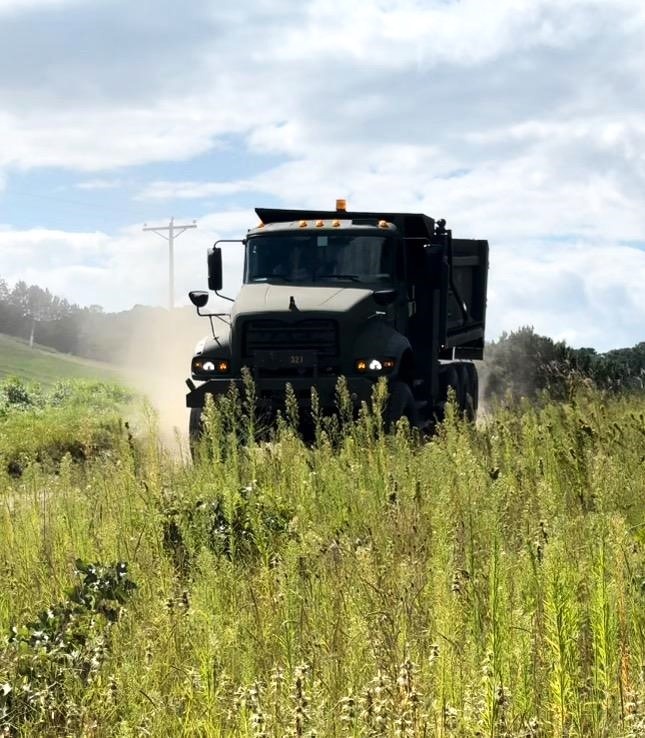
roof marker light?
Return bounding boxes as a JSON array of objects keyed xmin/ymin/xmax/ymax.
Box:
[
  {"xmin": 316, "ymin": 219, "xmax": 324, "ymax": 227},
  {"xmin": 299, "ymin": 220, "xmax": 308, "ymax": 228},
  {"xmin": 378, "ymin": 220, "xmax": 389, "ymax": 229},
  {"xmin": 332, "ymin": 219, "xmax": 341, "ymax": 227}
]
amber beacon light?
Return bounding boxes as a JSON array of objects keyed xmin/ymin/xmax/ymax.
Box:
[{"xmin": 335, "ymin": 198, "xmax": 347, "ymax": 212}]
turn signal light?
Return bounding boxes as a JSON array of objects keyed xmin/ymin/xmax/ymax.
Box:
[
  {"xmin": 354, "ymin": 357, "xmax": 396, "ymax": 374},
  {"xmin": 216, "ymin": 360, "xmax": 230, "ymax": 374}
]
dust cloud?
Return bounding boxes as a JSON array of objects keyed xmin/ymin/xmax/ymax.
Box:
[{"xmin": 115, "ymin": 306, "xmax": 208, "ymax": 448}]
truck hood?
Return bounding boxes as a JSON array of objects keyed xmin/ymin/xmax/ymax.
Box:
[{"xmin": 231, "ymin": 283, "xmax": 375, "ymax": 317}]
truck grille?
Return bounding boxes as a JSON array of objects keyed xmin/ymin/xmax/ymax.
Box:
[{"xmin": 243, "ymin": 319, "xmax": 339, "ymax": 358}]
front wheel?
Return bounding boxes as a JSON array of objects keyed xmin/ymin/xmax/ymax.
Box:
[
  {"xmin": 386, "ymin": 380, "xmax": 419, "ymax": 430},
  {"xmin": 189, "ymin": 406, "xmax": 204, "ymax": 457}
]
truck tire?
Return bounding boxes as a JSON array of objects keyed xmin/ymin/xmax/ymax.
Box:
[
  {"xmin": 442, "ymin": 365, "xmax": 463, "ymax": 408},
  {"xmin": 386, "ymin": 380, "xmax": 419, "ymax": 430},
  {"xmin": 464, "ymin": 363, "xmax": 479, "ymax": 412},
  {"xmin": 456, "ymin": 363, "xmax": 476, "ymax": 422},
  {"xmin": 189, "ymin": 406, "xmax": 204, "ymax": 456}
]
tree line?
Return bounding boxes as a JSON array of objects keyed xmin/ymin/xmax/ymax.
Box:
[
  {"xmin": 0, "ymin": 277, "xmax": 184, "ymax": 364},
  {"xmin": 1, "ymin": 277, "xmax": 643, "ymax": 397},
  {"xmin": 484, "ymin": 325, "xmax": 645, "ymax": 400}
]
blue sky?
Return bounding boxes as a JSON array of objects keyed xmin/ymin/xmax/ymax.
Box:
[{"xmin": 0, "ymin": 0, "xmax": 644, "ymax": 350}]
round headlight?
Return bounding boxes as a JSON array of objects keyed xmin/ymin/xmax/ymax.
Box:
[
  {"xmin": 203, "ymin": 361, "xmax": 216, "ymax": 372},
  {"xmin": 368, "ymin": 359, "xmax": 383, "ymax": 371}
]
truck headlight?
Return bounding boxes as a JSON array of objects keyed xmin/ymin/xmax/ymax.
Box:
[
  {"xmin": 192, "ymin": 358, "xmax": 230, "ymax": 375},
  {"xmin": 355, "ymin": 357, "xmax": 396, "ymax": 374}
]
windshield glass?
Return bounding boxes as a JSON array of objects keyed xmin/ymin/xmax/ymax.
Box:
[{"xmin": 245, "ymin": 233, "xmax": 396, "ymax": 284}]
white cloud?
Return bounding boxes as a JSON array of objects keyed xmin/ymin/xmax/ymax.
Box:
[
  {"xmin": 489, "ymin": 240, "xmax": 645, "ymax": 350},
  {"xmin": 0, "ymin": 0, "xmax": 644, "ymax": 349},
  {"xmin": 0, "ymin": 212, "xmax": 252, "ymax": 312}
]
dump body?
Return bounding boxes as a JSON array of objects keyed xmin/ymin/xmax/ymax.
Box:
[{"xmin": 186, "ymin": 205, "xmax": 489, "ymax": 428}]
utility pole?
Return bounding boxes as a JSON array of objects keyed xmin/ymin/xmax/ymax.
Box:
[{"xmin": 143, "ymin": 217, "xmax": 197, "ymax": 309}]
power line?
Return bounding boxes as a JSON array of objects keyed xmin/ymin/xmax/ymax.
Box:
[{"xmin": 143, "ymin": 217, "xmax": 197, "ymax": 309}]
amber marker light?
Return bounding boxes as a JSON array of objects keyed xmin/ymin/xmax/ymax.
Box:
[
  {"xmin": 383, "ymin": 358, "xmax": 396, "ymax": 370},
  {"xmin": 332, "ymin": 219, "xmax": 341, "ymax": 227},
  {"xmin": 316, "ymin": 219, "xmax": 324, "ymax": 227},
  {"xmin": 216, "ymin": 360, "xmax": 230, "ymax": 374},
  {"xmin": 299, "ymin": 220, "xmax": 308, "ymax": 228},
  {"xmin": 355, "ymin": 359, "xmax": 367, "ymax": 373},
  {"xmin": 378, "ymin": 220, "xmax": 389, "ymax": 229}
]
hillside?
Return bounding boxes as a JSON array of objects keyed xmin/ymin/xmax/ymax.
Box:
[{"xmin": 0, "ymin": 332, "xmax": 122, "ymax": 386}]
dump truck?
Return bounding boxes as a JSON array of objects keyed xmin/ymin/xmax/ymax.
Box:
[{"xmin": 186, "ymin": 201, "xmax": 488, "ymax": 437}]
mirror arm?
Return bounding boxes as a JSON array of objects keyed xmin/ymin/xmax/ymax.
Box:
[
  {"xmin": 215, "ymin": 290, "xmax": 235, "ymax": 303},
  {"xmin": 195, "ymin": 305, "xmax": 230, "ymax": 341},
  {"xmin": 196, "ymin": 306, "xmax": 231, "ymax": 323}
]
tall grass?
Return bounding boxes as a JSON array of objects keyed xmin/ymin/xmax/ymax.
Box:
[{"xmin": 0, "ymin": 380, "xmax": 644, "ymax": 736}]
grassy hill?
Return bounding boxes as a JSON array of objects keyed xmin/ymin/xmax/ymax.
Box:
[{"xmin": 0, "ymin": 333, "xmax": 122, "ymax": 386}]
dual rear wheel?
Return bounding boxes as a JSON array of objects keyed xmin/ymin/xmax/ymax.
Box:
[{"xmin": 440, "ymin": 362, "xmax": 478, "ymax": 421}]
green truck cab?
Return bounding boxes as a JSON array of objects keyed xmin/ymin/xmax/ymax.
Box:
[{"xmin": 186, "ymin": 202, "xmax": 488, "ymax": 435}]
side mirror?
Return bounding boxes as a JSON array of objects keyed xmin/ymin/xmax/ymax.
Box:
[
  {"xmin": 207, "ymin": 247, "xmax": 223, "ymax": 292},
  {"xmin": 373, "ymin": 289, "xmax": 397, "ymax": 306},
  {"xmin": 189, "ymin": 290, "xmax": 209, "ymax": 309}
]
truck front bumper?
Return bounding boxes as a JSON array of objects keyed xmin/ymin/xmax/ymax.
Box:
[{"xmin": 186, "ymin": 376, "xmax": 377, "ymax": 410}]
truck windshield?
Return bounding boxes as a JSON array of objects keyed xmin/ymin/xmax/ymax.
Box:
[{"xmin": 245, "ymin": 234, "xmax": 396, "ymax": 284}]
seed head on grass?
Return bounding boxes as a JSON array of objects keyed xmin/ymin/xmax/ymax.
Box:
[
  {"xmin": 443, "ymin": 704, "xmax": 459, "ymax": 731},
  {"xmin": 289, "ymin": 664, "xmax": 310, "ymax": 738},
  {"xmin": 339, "ymin": 693, "xmax": 356, "ymax": 731}
]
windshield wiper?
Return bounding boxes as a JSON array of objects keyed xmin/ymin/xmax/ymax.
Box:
[{"xmin": 317, "ymin": 273, "xmax": 361, "ymax": 283}]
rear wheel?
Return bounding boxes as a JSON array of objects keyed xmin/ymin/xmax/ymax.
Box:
[
  {"xmin": 456, "ymin": 363, "xmax": 476, "ymax": 422},
  {"xmin": 464, "ymin": 363, "xmax": 479, "ymax": 416},
  {"xmin": 440, "ymin": 365, "xmax": 462, "ymax": 413}
]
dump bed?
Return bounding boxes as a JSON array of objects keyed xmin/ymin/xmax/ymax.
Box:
[{"xmin": 441, "ymin": 238, "xmax": 488, "ymax": 358}]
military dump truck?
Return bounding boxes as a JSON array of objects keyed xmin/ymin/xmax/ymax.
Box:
[{"xmin": 186, "ymin": 201, "xmax": 488, "ymax": 438}]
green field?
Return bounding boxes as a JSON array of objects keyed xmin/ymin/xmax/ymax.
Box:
[
  {"xmin": 0, "ymin": 333, "xmax": 121, "ymax": 386},
  {"xmin": 0, "ymin": 380, "xmax": 644, "ymax": 737}
]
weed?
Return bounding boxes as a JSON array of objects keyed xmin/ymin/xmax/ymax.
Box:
[{"xmin": 0, "ymin": 381, "xmax": 643, "ymax": 735}]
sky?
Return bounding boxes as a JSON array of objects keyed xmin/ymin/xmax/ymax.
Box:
[{"xmin": 0, "ymin": 0, "xmax": 643, "ymax": 351}]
